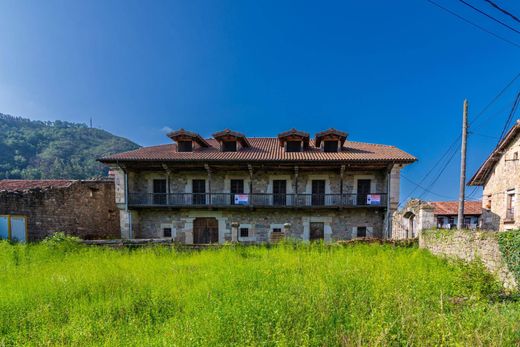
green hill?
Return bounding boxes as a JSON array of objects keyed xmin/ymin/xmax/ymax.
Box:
[{"xmin": 0, "ymin": 113, "xmax": 140, "ymax": 179}]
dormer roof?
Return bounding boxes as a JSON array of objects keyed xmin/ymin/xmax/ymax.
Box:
[
  {"xmin": 167, "ymin": 128, "xmax": 210, "ymax": 147},
  {"xmin": 315, "ymin": 128, "xmax": 348, "ymax": 147},
  {"xmin": 277, "ymin": 128, "xmax": 310, "ymax": 147},
  {"xmin": 212, "ymin": 129, "xmax": 251, "ymax": 147}
]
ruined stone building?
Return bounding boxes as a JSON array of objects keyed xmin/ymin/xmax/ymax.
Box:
[
  {"xmin": 468, "ymin": 120, "xmax": 520, "ymax": 230},
  {"xmin": 99, "ymin": 128, "xmax": 416, "ymax": 243},
  {"xmin": 0, "ymin": 179, "xmax": 120, "ymax": 241},
  {"xmin": 392, "ymin": 199, "xmax": 482, "ymax": 239}
]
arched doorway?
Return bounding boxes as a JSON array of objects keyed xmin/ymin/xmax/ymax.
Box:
[
  {"xmin": 403, "ymin": 211, "xmax": 416, "ymax": 239},
  {"xmin": 193, "ymin": 217, "xmax": 219, "ymax": 244}
]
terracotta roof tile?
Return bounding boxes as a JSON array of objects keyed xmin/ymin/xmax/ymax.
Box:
[
  {"xmin": 99, "ymin": 138, "xmax": 416, "ymax": 163},
  {"xmin": 0, "ymin": 180, "xmax": 76, "ymax": 192},
  {"xmin": 430, "ymin": 201, "xmax": 482, "ymax": 216}
]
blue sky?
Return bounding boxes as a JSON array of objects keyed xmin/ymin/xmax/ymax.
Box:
[{"xmin": 1, "ymin": 1, "xmax": 519, "ymax": 203}]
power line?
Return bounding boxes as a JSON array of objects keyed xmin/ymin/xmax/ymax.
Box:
[
  {"xmin": 458, "ymin": 0, "xmax": 520, "ymax": 35},
  {"xmin": 418, "ymin": 143, "xmax": 460, "ymax": 200},
  {"xmin": 484, "ymin": 0, "xmax": 520, "ymax": 24},
  {"xmin": 401, "ymin": 174, "xmax": 455, "ymax": 200},
  {"xmin": 426, "ymin": 0, "xmax": 520, "ymax": 49},
  {"xmin": 497, "ymin": 91, "xmax": 520, "ymax": 142}
]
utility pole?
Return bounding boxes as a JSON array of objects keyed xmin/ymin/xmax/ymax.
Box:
[{"xmin": 457, "ymin": 99, "xmax": 468, "ymax": 230}]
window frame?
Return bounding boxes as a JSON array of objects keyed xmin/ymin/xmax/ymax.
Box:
[
  {"xmin": 286, "ymin": 140, "xmax": 302, "ymax": 152},
  {"xmin": 177, "ymin": 141, "xmax": 193, "ymax": 152}
]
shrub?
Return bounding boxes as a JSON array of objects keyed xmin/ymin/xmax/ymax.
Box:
[
  {"xmin": 498, "ymin": 230, "xmax": 520, "ymax": 284},
  {"xmin": 41, "ymin": 232, "xmax": 82, "ymax": 252}
]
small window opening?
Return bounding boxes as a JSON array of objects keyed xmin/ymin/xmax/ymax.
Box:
[
  {"xmin": 163, "ymin": 228, "xmax": 172, "ymax": 238},
  {"xmin": 357, "ymin": 226, "xmax": 367, "ymax": 238},
  {"xmin": 286, "ymin": 141, "xmax": 302, "ymax": 152},
  {"xmin": 324, "ymin": 140, "xmax": 339, "ymax": 152},
  {"xmin": 272, "ymin": 228, "xmax": 282, "ymax": 233},
  {"xmin": 178, "ymin": 141, "xmax": 193, "ymax": 152},
  {"xmin": 222, "ymin": 141, "xmax": 237, "ymax": 152},
  {"xmin": 240, "ymin": 228, "xmax": 249, "ymax": 238},
  {"xmin": 514, "ymin": 152, "xmax": 518, "ymax": 160}
]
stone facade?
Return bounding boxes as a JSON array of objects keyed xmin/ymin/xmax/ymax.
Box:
[
  {"xmin": 419, "ymin": 230, "xmax": 517, "ymax": 291},
  {"xmin": 480, "ymin": 132, "xmax": 520, "ymax": 230},
  {"xmin": 0, "ymin": 180, "xmax": 120, "ymax": 241},
  {"xmin": 392, "ymin": 199, "xmax": 435, "ymax": 239},
  {"xmin": 113, "ymin": 166, "xmax": 400, "ymax": 243}
]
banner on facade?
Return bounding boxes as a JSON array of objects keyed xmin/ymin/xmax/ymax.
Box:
[
  {"xmin": 367, "ymin": 194, "xmax": 381, "ymax": 205},
  {"xmin": 234, "ymin": 194, "xmax": 249, "ymax": 205}
]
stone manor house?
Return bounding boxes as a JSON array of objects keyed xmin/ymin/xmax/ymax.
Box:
[{"xmin": 99, "ymin": 128, "xmax": 416, "ymax": 243}]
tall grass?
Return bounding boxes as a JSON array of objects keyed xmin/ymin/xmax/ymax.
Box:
[{"xmin": 0, "ymin": 241, "xmax": 518, "ymax": 346}]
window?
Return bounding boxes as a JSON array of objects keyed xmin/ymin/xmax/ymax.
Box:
[
  {"xmin": 310, "ymin": 222, "xmax": 324, "ymax": 240},
  {"xmin": 464, "ymin": 217, "xmax": 471, "ymax": 227},
  {"xmin": 437, "ymin": 217, "xmax": 444, "ymax": 228},
  {"xmin": 153, "ymin": 179, "xmax": 167, "ymax": 205},
  {"xmin": 357, "ymin": 226, "xmax": 367, "ymax": 238},
  {"xmin": 192, "ymin": 179, "xmax": 206, "ymax": 205},
  {"xmin": 286, "ymin": 141, "xmax": 302, "ymax": 152},
  {"xmin": 222, "ymin": 141, "xmax": 237, "ymax": 152},
  {"xmin": 230, "ymin": 179, "xmax": 245, "ymax": 205},
  {"xmin": 324, "ymin": 140, "xmax": 339, "ymax": 152},
  {"xmin": 506, "ymin": 190, "xmax": 515, "ymax": 221},
  {"xmin": 448, "ymin": 217, "xmax": 455, "ymax": 227},
  {"xmin": 177, "ymin": 141, "xmax": 192, "ymax": 152},
  {"xmin": 163, "ymin": 227, "xmax": 172, "ymax": 238},
  {"xmin": 513, "ymin": 152, "xmax": 518, "ymax": 160},
  {"xmin": 240, "ymin": 228, "xmax": 249, "ymax": 238},
  {"xmin": 272, "ymin": 228, "xmax": 282, "ymax": 233}
]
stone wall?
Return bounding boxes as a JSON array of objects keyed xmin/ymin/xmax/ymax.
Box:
[
  {"xmin": 481, "ymin": 132, "xmax": 520, "ymax": 230},
  {"xmin": 392, "ymin": 199, "xmax": 435, "ymax": 239},
  {"xmin": 419, "ymin": 230, "xmax": 517, "ymax": 291},
  {"xmin": 130, "ymin": 208, "xmax": 385, "ymax": 243},
  {"xmin": 0, "ymin": 180, "xmax": 119, "ymax": 241}
]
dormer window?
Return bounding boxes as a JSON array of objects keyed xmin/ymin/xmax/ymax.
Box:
[
  {"xmin": 315, "ymin": 128, "xmax": 347, "ymax": 152},
  {"xmin": 277, "ymin": 128, "xmax": 310, "ymax": 152},
  {"xmin": 324, "ymin": 140, "xmax": 339, "ymax": 153},
  {"xmin": 167, "ymin": 128, "xmax": 210, "ymax": 152},
  {"xmin": 286, "ymin": 141, "xmax": 302, "ymax": 152},
  {"xmin": 212, "ymin": 129, "xmax": 250, "ymax": 152},
  {"xmin": 222, "ymin": 141, "xmax": 237, "ymax": 152},
  {"xmin": 177, "ymin": 140, "xmax": 193, "ymax": 152}
]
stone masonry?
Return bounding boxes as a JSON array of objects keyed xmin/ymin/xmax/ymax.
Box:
[{"xmin": 0, "ymin": 180, "xmax": 120, "ymax": 241}]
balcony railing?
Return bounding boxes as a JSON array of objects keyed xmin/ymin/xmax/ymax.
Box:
[{"xmin": 128, "ymin": 192, "xmax": 388, "ymax": 208}]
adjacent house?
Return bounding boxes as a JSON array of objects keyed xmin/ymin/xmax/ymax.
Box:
[
  {"xmin": 430, "ymin": 201, "xmax": 481, "ymax": 229},
  {"xmin": 98, "ymin": 128, "xmax": 416, "ymax": 243},
  {"xmin": 392, "ymin": 199, "xmax": 483, "ymax": 239},
  {"xmin": 468, "ymin": 120, "xmax": 520, "ymax": 230},
  {"xmin": 0, "ymin": 179, "xmax": 120, "ymax": 241}
]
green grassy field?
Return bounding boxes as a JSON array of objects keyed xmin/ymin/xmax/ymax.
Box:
[{"xmin": 0, "ymin": 241, "xmax": 518, "ymax": 346}]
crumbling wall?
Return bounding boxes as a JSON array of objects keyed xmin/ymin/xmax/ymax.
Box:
[{"xmin": 0, "ymin": 180, "xmax": 119, "ymax": 241}]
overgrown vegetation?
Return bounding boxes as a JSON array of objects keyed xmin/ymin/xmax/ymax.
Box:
[
  {"xmin": 0, "ymin": 242, "xmax": 518, "ymax": 346},
  {"xmin": 0, "ymin": 113, "xmax": 139, "ymax": 179},
  {"xmin": 498, "ymin": 230, "xmax": 520, "ymax": 284}
]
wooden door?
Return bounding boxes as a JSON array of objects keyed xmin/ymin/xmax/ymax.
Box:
[
  {"xmin": 193, "ymin": 218, "xmax": 219, "ymax": 244},
  {"xmin": 153, "ymin": 179, "xmax": 167, "ymax": 205},
  {"xmin": 309, "ymin": 222, "xmax": 324, "ymax": 241},
  {"xmin": 273, "ymin": 180, "xmax": 287, "ymax": 206},
  {"xmin": 192, "ymin": 179, "xmax": 206, "ymax": 205},
  {"xmin": 311, "ymin": 180, "xmax": 325, "ymax": 206},
  {"xmin": 357, "ymin": 179, "xmax": 371, "ymax": 205},
  {"xmin": 230, "ymin": 179, "xmax": 244, "ymax": 205}
]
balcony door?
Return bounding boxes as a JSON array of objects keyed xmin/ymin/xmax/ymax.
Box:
[
  {"xmin": 192, "ymin": 179, "xmax": 206, "ymax": 205},
  {"xmin": 357, "ymin": 179, "xmax": 371, "ymax": 206},
  {"xmin": 273, "ymin": 180, "xmax": 287, "ymax": 206},
  {"xmin": 311, "ymin": 180, "xmax": 326, "ymax": 206},
  {"xmin": 230, "ymin": 179, "xmax": 244, "ymax": 205},
  {"xmin": 153, "ymin": 179, "xmax": 167, "ymax": 205}
]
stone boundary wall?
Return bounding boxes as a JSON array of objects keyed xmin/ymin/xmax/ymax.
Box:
[{"xmin": 419, "ymin": 230, "xmax": 517, "ymax": 291}]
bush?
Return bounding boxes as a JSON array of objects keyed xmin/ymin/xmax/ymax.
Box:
[
  {"xmin": 41, "ymin": 232, "xmax": 82, "ymax": 252},
  {"xmin": 498, "ymin": 230, "xmax": 520, "ymax": 284}
]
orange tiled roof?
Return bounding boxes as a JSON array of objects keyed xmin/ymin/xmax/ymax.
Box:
[
  {"xmin": 430, "ymin": 201, "xmax": 482, "ymax": 216},
  {"xmin": 0, "ymin": 180, "xmax": 75, "ymax": 192},
  {"xmin": 99, "ymin": 138, "xmax": 416, "ymax": 163}
]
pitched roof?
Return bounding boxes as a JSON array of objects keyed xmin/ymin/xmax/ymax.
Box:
[
  {"xmin": 429, "ymin": 201, "xmax": 482, "ymax": 216},
  {"xmin": 0, "ymin": 180, "xmax": 75, "ymax": 192},
  {"xmin": 468, "ymin": 120, "xmax": 520, "ymax": 186},
  {"xmin": 166, "ymin": 129, "xmax": 210, "ymax": 147},
  {"xmin": 315, "ymin": 128, "xmax": 348, "ymax": 147},
  {"xmin": 99, "ymin": 137, "xmax": 416, "ymax": 163},
  {"xmin": 212, "ymin": 129, "xmax": 251, "ymax": 147}
]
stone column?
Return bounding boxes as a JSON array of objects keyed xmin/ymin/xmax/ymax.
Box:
[{"xmin": 231, "ymin": 222, "xmax": 239, "ymax": 243}]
